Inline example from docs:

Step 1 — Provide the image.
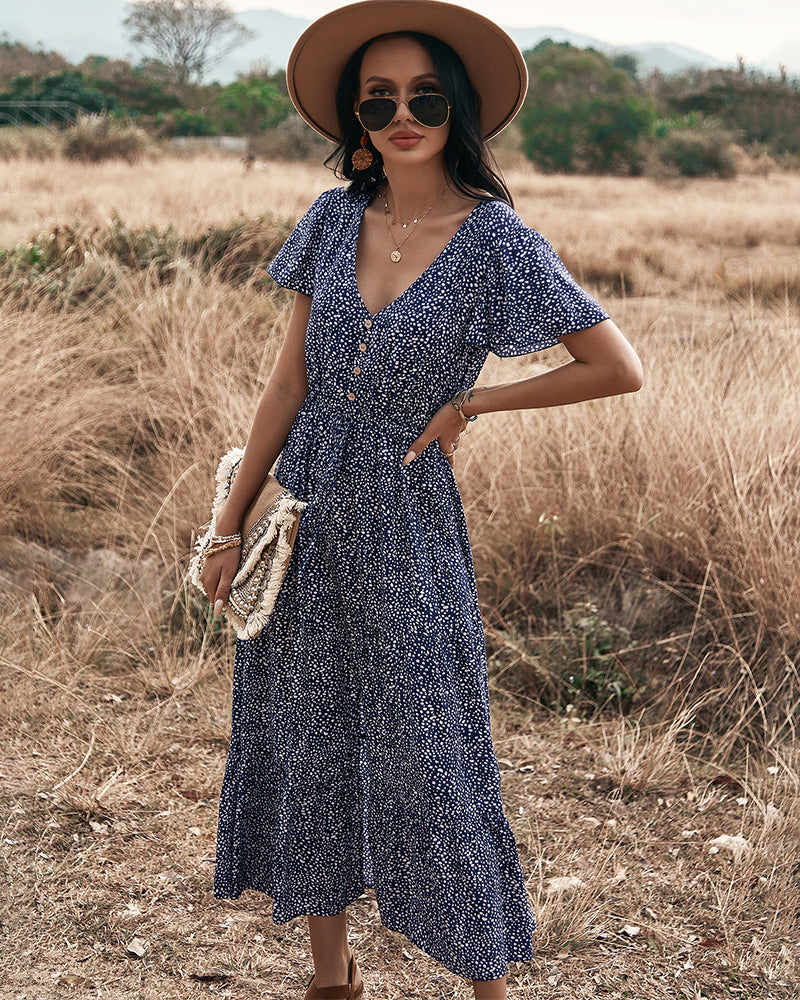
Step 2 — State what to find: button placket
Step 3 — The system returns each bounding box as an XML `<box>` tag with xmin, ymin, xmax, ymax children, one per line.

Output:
<box><xmin>349</xmin><ymin>316</ymin><xmax>373</xmax><ymax>401</ymax></box>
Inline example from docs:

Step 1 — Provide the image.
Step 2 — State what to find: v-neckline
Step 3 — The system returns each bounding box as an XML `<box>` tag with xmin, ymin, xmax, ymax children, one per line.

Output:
<box><xmin>353</xmin><ymin>188</ymin><xmax>484</xmax><ymax>319</ymax></box>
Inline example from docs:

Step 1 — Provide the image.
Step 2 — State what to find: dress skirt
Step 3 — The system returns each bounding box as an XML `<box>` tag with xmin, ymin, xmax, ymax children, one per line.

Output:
<box><xmin>213</xmin><ymin>399</ymin><xmax>536</xmax><ymax>980</ymax></box>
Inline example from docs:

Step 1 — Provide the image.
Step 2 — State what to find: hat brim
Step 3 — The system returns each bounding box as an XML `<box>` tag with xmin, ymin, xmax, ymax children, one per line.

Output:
<box><xmin>286</xmin><ymin>0</ymin><xmax>528</xmax><ymax>142</ymax></box>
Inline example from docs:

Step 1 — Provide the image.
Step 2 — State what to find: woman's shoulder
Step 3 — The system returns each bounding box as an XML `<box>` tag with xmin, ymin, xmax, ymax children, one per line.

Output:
<box><xmin>469</xmin><ymin>199</ymin><xmax>568</xmax><ymax>276</ymax></box>
<box><xmin>472</xmin><ymin>198</ymin><xmax>532</xmax><ymax>245</ymax></box>
<box><xmin>306</xmin><ymin>184</ymin><xmax>346</xmax><ymax>212</ymax></box>
<box><xmin>302</xmin><ymin>183</ymin><xmax>370</xmax><ymax>221</ymax></box>
<box><xmin>475</xmin><ymin>197</ymin><xmax>519</xmax><ymax>221</ymax></box>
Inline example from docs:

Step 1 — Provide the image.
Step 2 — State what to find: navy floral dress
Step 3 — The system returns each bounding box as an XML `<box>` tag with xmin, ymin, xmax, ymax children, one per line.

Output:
<box><xmin>214</xmin><ymin>183</ymin><xmax>608</xmax><ymax>981</ymax></box>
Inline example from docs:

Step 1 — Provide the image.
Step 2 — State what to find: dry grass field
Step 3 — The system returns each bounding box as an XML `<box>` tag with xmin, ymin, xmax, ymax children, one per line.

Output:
<box><xmin>1</xmin><ymin>153</ymin><xmax>799</xmax><ymax>999</ymax></box>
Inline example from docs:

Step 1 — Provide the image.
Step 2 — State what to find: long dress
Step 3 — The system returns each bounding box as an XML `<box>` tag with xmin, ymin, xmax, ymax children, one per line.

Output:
<box><xmin>213</xmin><ymin>182</ymin><xmax>608</xmax><ymax>981</ymax></box>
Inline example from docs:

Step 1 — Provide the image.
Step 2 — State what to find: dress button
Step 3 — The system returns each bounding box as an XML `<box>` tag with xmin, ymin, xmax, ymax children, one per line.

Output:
<box><xmin>363</xmin><ymin>318</ymin><xmax>373</xmax><ymax>329</ymax></box>
<box><xmin>347</xmin><ymin>392</ymin><xmax>356</xmax><ymax>401</ymax></box>
<box><xmin>359</xmin><ymin>343</ymin><xmax>367</xmax><ymax>352</ymax></box>
<box><xmin>353</xmin><ymin>366</ymin><xmax>361</xmax><ymax>375</ymax></box>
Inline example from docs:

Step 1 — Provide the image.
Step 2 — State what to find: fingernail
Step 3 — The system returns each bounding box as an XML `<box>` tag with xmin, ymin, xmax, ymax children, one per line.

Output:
<box><xmin>402</xmin><ymin>450</ymin><xmax>416</xmax><ymax>466</ymax></box>
<box><xmin>213</xmin><ymin>599</ymin><xmax>224</xmax><ymax>617</ymax></box>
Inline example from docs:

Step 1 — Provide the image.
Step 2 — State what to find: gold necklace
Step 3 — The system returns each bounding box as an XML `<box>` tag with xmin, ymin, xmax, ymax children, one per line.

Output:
<box><xmin>381</xmin><ymin>183</ymin><xmax>448</xmax><ymax>263</ymax></box>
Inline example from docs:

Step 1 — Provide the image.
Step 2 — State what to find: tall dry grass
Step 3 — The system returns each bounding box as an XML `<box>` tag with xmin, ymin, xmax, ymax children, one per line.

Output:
<box><xmin>1</xmin><ymin>155</ymin><xmax>799</xmax><ymax>997</ymax></box>
<box><xmin>0</xmin><ymin>156</ymin><xmax>332</xmax><ymax>248</ymax></box>
<box><xmin>466</xmin><ymin>290</ymin><xmax>800</xmax><ymax>734</ymax></box>
<box><xmin>1</xmin><ymin>158</ymin><xmax>798</xmax><ymax>723</ymax></box>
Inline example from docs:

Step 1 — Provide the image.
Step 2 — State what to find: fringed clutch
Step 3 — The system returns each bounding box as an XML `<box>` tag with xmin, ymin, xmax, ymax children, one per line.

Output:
<box><xmin>189</xmin><ymin>448</ymin><xmax>307</xmax><ymax>640</ymax></box>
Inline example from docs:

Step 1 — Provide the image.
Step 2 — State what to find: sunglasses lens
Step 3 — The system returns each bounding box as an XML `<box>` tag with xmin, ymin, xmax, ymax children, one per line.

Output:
<box><xmin>409</xmin><ymin>94</ymin><xmax>449</xmax><ymax>127</ymax></box>
<box><xmin>357</xmin><ymin>94</ymin><xmax>450</xmax><ymax>131</ymax></box>
<box><xmin>357</xmin><ymin>98</ymin><xmax>396</xmax><ymax>131</ymax></box>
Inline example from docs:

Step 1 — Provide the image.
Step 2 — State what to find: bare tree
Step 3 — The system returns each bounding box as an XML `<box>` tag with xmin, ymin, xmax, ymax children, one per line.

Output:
<box><xmin>123</xmin><ymin>0</ymin><xmax>254</xmax><ymax>85</ymax></box>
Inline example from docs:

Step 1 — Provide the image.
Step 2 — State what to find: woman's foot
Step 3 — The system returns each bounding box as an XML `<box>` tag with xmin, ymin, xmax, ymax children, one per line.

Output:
<box><xmin>305</xmin><ymin>912</ymin><xmax>362</xmax><ymax>997</ymax></box>
<box><xmin>313</xmin><ymin>948</ymin><xmax>361</xmax><ymax>989</ymax></box>
<box><xmin>305</xmin><ymin>949</ymin><xmax>363</xmax><ymax>998</ymax></box>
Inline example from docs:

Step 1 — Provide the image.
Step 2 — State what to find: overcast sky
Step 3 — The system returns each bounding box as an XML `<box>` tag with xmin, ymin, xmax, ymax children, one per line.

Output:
<box><xmin>227</xmin><ymin>0</ymin><xmax>799</xmax><ymax>69</ymax></box>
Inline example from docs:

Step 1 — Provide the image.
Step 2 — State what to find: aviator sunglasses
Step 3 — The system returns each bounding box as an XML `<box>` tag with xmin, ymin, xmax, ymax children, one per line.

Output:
<box><xmin>356</xmin><ymin>93</ymin><xmax>451</xmax><ymax>132</ymax></box>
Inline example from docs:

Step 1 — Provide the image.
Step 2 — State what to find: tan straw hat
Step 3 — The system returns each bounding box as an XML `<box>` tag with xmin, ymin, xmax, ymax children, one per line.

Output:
<box><xmin>286</xmin><ymin>0</ymin><xmax>528</xmax><ymax>141</ymax></box>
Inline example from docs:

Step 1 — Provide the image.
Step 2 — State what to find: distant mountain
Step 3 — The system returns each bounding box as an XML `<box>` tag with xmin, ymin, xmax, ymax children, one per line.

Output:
<box><xmin>1</xmin><ymin>0</ymin><xmax>740</xmax><ymax>80</ymax></box>
<box><xmin>507</xmin><ymin>29</ymin><xmax>727</xmax><ymax>76</ymax></box>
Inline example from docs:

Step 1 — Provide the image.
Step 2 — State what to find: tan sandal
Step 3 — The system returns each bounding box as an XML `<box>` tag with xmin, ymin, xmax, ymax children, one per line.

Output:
<box><xmin>304</xmin><ymin>952</ymin><xmax>364</xmax><ymax>999</ymax></box>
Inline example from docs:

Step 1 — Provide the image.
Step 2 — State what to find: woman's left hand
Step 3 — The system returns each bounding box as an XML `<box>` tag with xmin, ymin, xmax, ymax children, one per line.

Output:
<box><xmin>402</xmin><ymin>401</ymin><xmax>468</xmax><ymax>467</ymax></box>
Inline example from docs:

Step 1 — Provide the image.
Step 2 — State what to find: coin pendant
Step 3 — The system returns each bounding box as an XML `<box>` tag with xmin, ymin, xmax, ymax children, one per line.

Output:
<box><xmin>390</xmin><ymin>249</ymin><xmax>402</xmax><ymax>263</ymax></box>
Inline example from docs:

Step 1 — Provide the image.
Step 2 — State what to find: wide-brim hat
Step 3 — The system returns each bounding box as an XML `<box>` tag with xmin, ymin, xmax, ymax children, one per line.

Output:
<box><xmin>286</xmin><ymin>0</ymin><xmax>528</xmax><ymax>141</ymax></box>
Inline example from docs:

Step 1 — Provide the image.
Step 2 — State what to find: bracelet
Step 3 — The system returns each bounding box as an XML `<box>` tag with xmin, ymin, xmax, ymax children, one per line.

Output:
<box><xmin>208</xmin><ymin>532</ymin><xmax>242</xmax><ymax>547</ymax></box>
<box><xmin>450</xmin><ymin>388</ymin><xmax>479</xmax><ymax>421</ymax></box>
<box><xmin>206</xmin><ymin>539</ymin><xmax>242</xmax><ymax>555</ymax></box>
<box><xmin>198</xmin><ymin>537</ymin><xmax>242</xmax><ymax>570</ymax></box>
<box><xmin>201</xmin><ymin>533</ymin><xmax>243</xmax><ymax>560</ymax></box>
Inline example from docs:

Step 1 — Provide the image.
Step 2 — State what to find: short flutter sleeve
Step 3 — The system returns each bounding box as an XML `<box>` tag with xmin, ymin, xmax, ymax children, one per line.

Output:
<box><xmin>469</xmin><ymin>202</ymin><xmax>609</xmax><ymax>357</ymax></box>
<box><xmin>267</xmin><ymin>188</ymin><xmax>336</xmax><ymax>296</ymax></box>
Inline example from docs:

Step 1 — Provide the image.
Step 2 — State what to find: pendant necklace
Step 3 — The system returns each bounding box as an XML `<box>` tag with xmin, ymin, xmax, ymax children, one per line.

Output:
<box><xmin>381</xmin><ymin>183</ymin><xmax>448</xmax><ymax>263</ymax></box>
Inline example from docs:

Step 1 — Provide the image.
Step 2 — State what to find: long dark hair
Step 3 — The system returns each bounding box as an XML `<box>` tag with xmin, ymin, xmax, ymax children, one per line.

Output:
<box><xmin>324</xmin><ymin>31</ymin><xmax>513</xmax><ymax>206</ymax></box>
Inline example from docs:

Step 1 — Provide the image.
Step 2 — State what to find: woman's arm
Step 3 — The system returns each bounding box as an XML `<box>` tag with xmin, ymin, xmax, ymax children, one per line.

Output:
<box><xmin>200</xmin><ymin>292</ymin><xmax>311</xmax><ymax>611</ymax></box>
<box><xmin>464</xmin><ymin>318</ymin><xmax>642</xmax><ymax>416</ymax></box>
<box><xmin>402</xmin><ymin>318</ymin><xmax>642</xmax><ymax>465</ymax></box>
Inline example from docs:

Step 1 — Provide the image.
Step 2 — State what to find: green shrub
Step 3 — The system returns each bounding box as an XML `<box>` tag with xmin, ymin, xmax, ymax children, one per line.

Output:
<box><xmin>213</xmin><ymin>76</ymin><xmax>291</xmax><ymax>135</ymax></box>
<box><xmin>519</xmin><ymin>42</ymin><xmax>655</xmax><ymax>174</ymax></box>
<box><xmin>652</xmin><ymin>121</ymin><xmax>736</xmax><ymax>178</ymax></box>
<box><xmin>0</xmin><ymin>213</ymin><xmax>293</xmax><ymax>306</ymax></box>
<box><xmin>0</xmin><ymin>70</ymin><xmax>115</xmax><ymax>116</ymax></box>
<box><xmin>561</xmin><ymin>603</ymin><xmax>641</xmax><ymax>711</ymax></box>
<box><xmin>62</xmin><ymin>112</ymin><xmax>150</xmax><ymax>162</ymax></box>
<box><xmin>651</xmin><ymin>110</ymin><xmax>706</xmax><ymax>138</ymax></box>
<box><xmin>654</xmin><ymin>66</ymin><xmax>800</xmax><ymax>156</ymax></box>
<box><xmin>172</xmin><ymin>109</ymin><xmax>216</xmax><ymax>137</ymax></box>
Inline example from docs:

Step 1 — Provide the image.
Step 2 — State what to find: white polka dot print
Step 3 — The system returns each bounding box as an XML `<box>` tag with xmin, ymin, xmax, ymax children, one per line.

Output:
<box><xmin>213</xmin><ymin>183</ymin><xmax>608</xmax><ymax>981</ymax></box>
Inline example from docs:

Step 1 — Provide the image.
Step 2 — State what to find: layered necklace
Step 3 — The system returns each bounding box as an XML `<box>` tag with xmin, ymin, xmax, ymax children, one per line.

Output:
<box><xmin>381</xmin><ymin>182</ymin><xmax>448</xmax><ymax>263</ymax></box>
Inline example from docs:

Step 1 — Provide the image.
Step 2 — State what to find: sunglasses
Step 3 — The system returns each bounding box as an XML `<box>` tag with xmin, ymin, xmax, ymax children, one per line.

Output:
<box><xmin>356</xmin><ymin>93</ymin><xmax>451</xmax><ymax>132</ymax></box>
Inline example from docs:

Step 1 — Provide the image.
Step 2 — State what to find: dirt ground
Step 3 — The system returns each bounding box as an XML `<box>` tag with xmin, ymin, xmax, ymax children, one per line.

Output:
<box><xmin>2</xmin><ymin>645</ymin><xmax>796</xmax><ymax>1000</ymax></box>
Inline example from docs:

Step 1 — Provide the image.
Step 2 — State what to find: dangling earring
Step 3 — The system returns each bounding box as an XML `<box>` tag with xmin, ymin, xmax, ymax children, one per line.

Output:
<box><xmin>351</xmin><ymin>130</ymin><xmax>374</xmax><ymax>171</ymax></box>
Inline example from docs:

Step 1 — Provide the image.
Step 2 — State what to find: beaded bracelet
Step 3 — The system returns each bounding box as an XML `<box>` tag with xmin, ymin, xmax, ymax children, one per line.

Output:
<box><xmin>201</xmin><ymin>533</ymin><xmax>242</xmax><ymax>560</ymax></box>
<box><xmin>208</xmin><ymin>532</ymin><xmax>242</xmax><ymax>547</ymax></box>
<box><xmin>206</xmin><ymin>539</ymin><xmax>242</xmax><ymax>555</ymax></box>
<box><xmin>199</xmin><ymin>536</ymin><xmax>242</xmax><ymax>570</ymax></box>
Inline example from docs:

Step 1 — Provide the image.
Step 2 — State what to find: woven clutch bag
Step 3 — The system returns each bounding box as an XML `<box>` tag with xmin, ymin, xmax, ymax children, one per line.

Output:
<box><xmin>189</xmin><ymin>448</ymin><xmax>307</xmax><ymax>640</ymax></box>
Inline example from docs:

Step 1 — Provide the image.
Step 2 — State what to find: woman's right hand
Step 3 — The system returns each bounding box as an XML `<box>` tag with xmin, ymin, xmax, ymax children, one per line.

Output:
<box><xmin>199</xmin><ymin>545</ymin><xmax>241</xmax><ymax>617</ymax></box>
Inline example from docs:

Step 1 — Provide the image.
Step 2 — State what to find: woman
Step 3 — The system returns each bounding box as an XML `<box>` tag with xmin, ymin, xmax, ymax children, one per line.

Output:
<box><xmin>200</xmin><ymin>2</ymin><xmax>642</xmax><ymax>998</ymax></box>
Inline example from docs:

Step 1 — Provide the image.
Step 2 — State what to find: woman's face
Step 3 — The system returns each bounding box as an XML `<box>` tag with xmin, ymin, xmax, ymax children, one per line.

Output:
<box><xmin>356</xmin><ymin>35</ymin><xmax>450</xmax><ymax>170</ymax></box>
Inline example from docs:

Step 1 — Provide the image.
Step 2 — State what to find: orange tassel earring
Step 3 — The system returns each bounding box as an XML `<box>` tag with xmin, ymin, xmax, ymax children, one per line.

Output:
<box><xmin>351</xmin><ymin>130</ymin><xmax>374</xmax><ymax>170</ymax></box>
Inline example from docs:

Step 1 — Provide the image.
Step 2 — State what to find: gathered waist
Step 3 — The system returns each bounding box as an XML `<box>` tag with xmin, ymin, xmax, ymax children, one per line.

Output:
<box><xmin>300</xmin><ymin>390</ymin><xmax>420</xmax><ymax>435</ymax></box>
